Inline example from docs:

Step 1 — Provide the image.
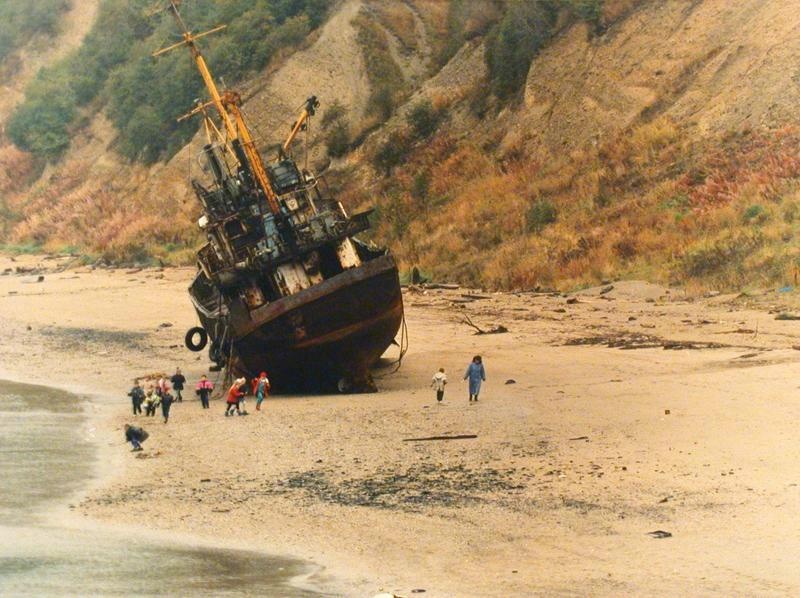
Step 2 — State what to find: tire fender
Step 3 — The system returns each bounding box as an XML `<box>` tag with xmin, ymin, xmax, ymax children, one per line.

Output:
<box><xmin>184</xmin><ymin>327</ymin><xmax>208</xmax><ymax>352</ymax></box>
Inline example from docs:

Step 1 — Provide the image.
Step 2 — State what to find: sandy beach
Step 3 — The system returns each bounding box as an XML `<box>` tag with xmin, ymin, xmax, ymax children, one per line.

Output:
<box><xmin>3</xmin><ymin>253</ymin><xmax>800</xmax><ymax>596</ymax></box>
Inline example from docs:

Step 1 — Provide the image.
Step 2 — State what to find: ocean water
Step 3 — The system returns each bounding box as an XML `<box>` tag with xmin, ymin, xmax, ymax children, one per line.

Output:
<box><xmin>0</xmin><ymin>380</ymin><xmax>320</xmax><ymax>596</ymax></box>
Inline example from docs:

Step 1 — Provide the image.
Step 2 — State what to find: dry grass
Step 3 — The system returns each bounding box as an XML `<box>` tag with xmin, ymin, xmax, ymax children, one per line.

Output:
<box><xmin>374</xmin><ymin>2</ymin><xmax>418</xmax><ymax>53</ymax></box>
<box><xmin>359</xmin><ymin>114</ymin><xmax>800</xmax><ymax>291</ymax></box>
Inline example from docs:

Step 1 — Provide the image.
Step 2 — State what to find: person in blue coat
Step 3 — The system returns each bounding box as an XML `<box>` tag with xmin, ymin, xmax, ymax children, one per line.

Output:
<box><xmin>464</xmin><ymin>355</ymin><xmax>486</xmax><ymax>402</ymax></box>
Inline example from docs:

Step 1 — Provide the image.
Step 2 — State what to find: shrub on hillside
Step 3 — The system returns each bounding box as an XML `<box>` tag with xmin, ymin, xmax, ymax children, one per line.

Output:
<box><xmin>321</xmin><ymin>101</ymin><xmax>347</xmax><ymax>128</ymax></box>
<box><xmin>485</xmin><ymin>1</ymin><xmax>557</xmax><ymax>100</ymax></box>
<box><xmin>373</xmin><ymin>131</ymin><xmax>410</xmax><ymax>176</ymax></box>
<box><xmin>325</xmin><ymin>122</ymin><xmax>351</xmax><ymax>158</ymax></box>
<box><xmin>526</xmin><ymin>199</ymin><xmax>558</xmax><ymax>233</ymax></box>
<box><xmin>680</xmin><ymin>231</ymin><xmax>764</xmax><ymax>278</ymax></box>
<box><xmin>407</xmin><ymin>100</ymin><xmax>443</xmax><ymax>141</ymax></box>
<box><xmin>354</xmin><ymin>13</ymin><xmax>404</xmax><ymax>122</ymax></box>
<box><xmin>742</xmin><ymin>204</ymin><xmax>768</xmax><ymax>225</ymax></box>
<box><xmin>320</xmin><ymin>100</ymin><xmax>351</xmax><ymax>158</ymax></box>
<box><xmin>0</xmin><ymin>0</ymin><xmax>70</xmax><ymax>61</ymax></box>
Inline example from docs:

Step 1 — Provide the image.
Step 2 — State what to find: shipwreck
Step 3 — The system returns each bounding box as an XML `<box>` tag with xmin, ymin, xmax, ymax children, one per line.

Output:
<box><xmin>155</xmin><ymin>1</ymin><xmax>405</xmax><ymax>392</ymax></box>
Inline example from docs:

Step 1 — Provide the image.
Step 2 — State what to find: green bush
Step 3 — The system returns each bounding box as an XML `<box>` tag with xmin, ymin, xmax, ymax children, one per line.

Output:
<box><xmin>485</xmin><ymin>1</ymin><xmax>557</xmax><ymax>100</ymax></box>
<box><xmin>7</xmin><ymin>66</ymin><xmax>76</xmax><ymax>158</ymax></box>
<box><xmin>742</xmin><ymin>204</ymin><xmax>768</xmax><ymax>224</ymax></box>
<box><xmin>680</xmin><ymin>231</ymin><xmax>763</xmax><ymax>278</ymax></box>
<box><xmin>0</xmin><ymin>0</ymin><xmax>70</xmax><ymax>61</ymax></box>
<box><xmin>526</xmin><ymin>199</ymin><xmax>558</xmax><ymax>232</ymax></box>
<box><xmin>411</xmin><ymin>171</ymin><xmax>431</xmax><ymax>202</ymax></box>
<box><xmin>321</xmin><ymin>100</ymin><xmax>347</xmax><ymax>128</ymax></box>
<box><xmin>562</xmin><ymin>0</ymin><xmax>604</xmax><ymax>24</ymax></box>
<box><xmin>354</xmin><ymin>14</ymin><xmax>404</xmax><ymax>122</ymax></box>
<box><xmin>407</xmin><ymin>100</ymin><xmax>442</xmax><ymax>140</ymax></box>
<box><xmin>373</xmin><ymin>131</ymin><xmax>410</xmax><ymax>176</ymax></box>
<box><xmin>325</xmin><ymin>122</ymin><xmax>351</xmax><ymax>158</ymax></box>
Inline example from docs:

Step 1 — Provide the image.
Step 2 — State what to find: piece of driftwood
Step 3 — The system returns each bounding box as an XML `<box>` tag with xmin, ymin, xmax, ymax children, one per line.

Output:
<box><xmin>462</xmin><ymin>315</ymin><xmax>508</xmax><ymax>335</ymax></box>
<box><xmin>403</xmin><ymin>434</ymin><xmax>478</xmax><ymax>442</ymax></box>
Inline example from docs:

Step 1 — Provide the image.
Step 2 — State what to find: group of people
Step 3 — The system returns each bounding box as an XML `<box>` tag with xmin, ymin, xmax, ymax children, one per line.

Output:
<box><xmin>224</xmin><ymin>372</ymin><xmax>270</xmax><ymax>416</ymax></box>
<box><xmin>125</xmin><ymin>357</ymin><xmax>486</xmax><ymax>451</ymax></box>
<box><xmin>430</xmin><ymin>355</ymin><xmax>486</xmax><ymax>403</ymax></box>
<box><xmin>127</xmin><ymin>368</ymin><xmax>188</xmax><ymax>424</ymax></box>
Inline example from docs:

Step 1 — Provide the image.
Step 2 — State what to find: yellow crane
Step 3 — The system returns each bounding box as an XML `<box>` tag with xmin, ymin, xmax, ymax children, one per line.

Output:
<box><xmin>153</xmin><ymin>0</ymin><xmax>280</xmax><ymax>216</ymax></box>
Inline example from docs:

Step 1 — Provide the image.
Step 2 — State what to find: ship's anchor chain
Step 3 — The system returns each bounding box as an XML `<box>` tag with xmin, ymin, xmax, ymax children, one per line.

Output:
<box><xmin>373</xmin><ymin>313</ymin><xmax>409</xmax><ymax>380</ymax></box>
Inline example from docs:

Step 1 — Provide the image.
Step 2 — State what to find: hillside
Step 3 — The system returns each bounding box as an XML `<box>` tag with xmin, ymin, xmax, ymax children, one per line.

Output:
<box><xmin>2</xmin><ymin>0</ymin><xmax>800</xmax><ymax>291</ymax></box>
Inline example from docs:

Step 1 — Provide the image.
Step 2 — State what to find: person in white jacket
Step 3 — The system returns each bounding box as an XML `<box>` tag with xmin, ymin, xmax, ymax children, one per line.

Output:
<box><xmin>431</xmin><ymin>368</ymin><xmax>447</xmax><ymax>403</ymax></box>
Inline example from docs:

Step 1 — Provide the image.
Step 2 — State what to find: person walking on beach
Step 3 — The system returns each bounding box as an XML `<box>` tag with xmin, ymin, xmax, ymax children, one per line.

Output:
<box><xmin>128</xmin><ymin>380</ymin><xmax>144</xmax><ymax>415</ymax></box>
<box><xmin>170</xmin><ymin>368</ymin><xmax>186</xmax><ymax>402</ymax></box>
<box><xmin>160</xmin><ymin>390</ymin><xmax>174</xmax><ymax>424</ymax></box>
<box><xmin>143</xmin><ymin>388</ymin><xmax>158</xmax><ymax>417</ymax></box>
<box><xmin>431</xmin><ymin>368</ymin><xmax>447</xmax><ymax>403</ymax></box>
<box><xmin>124</xmin><ymin>424</ymin><xmax>148</xmax><ymax>452</ymax></box>
<box><xmin>464</xmin><ymin>355</ymin><xmax>486</xmax><ymax>402</ymax></box>
<box><xmin>254</xmin><ymin>372</ymin><xmax>270</xmax><ymax>411</ymax></box>
<box><xmin>156</xmin><ymin>375</ymin><xmax>170</xmax><ymax>398</ymax></box>
<box><xmin>196</xmin><ymin>374</ymin><xmax>213</xmax><ymax>409</ymax></box>
<box><xmin>225</xmin><ymin>378</ymin><xmax>246</xmax><ymax>416</ymax></box>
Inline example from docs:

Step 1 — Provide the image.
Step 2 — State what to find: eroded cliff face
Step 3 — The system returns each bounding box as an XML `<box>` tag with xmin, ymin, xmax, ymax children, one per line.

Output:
<box><xmin>516</xmin><ymin>0</ymin><xmax>800</xmax><ymax>154</ymax></box>
<box><xmin>4</xmin><ymin>0</ymin><xmax>800</xmax><ymax>288</ymax></box>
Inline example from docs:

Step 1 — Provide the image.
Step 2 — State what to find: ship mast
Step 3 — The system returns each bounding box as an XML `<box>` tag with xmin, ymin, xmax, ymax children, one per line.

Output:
<box><xmin>153</xmin><ymin>0</ymin><xmax>280</xmax><ymax>215</ymax></box>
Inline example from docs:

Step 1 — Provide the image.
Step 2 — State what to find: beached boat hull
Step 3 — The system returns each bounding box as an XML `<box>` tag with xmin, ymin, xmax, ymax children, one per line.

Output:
<box><xmin>190</xmin><ymin>254</ymin><xmax>403</xmax><ymax>392</ymax></box>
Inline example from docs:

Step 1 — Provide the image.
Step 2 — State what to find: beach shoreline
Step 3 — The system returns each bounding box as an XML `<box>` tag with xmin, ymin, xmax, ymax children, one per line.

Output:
<box><xmin>0</xmin><ymin>370</ymin><xmax>327</xmax><ymax>596</ymax></box>
<box><xmin>4</xmin><ymin>253</ymin><xmax>800</xmax><ymax>595</ymax></box>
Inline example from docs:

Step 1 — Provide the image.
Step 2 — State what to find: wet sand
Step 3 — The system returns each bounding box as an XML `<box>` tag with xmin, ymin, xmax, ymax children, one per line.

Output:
<box><xmin>2</xmin><ymin>254</ymin><xmax>800</xmax><ymax>595</ymax></box>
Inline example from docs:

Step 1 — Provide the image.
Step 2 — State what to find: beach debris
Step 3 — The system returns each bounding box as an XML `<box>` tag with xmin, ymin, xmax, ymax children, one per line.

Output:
<box><xmin>600</xmin><ymin>285</ymin><xmax>614</xmax><ymax>295</ymax></box>
<box><xmin>158</xmin><ymin>322</ymin><xmax>173</xmax><ymax>328</ymax></box>
<box><xmin>26</xmin><ymin>325</ymin><xmax>32</xmax><ymax>331</ymax></box>
<box><xmin>647</xmin><ymin>530</ymin><xmax>672</xmax><ymax>539</ymax></box>
<box><xmin>461</xmin><ymin>293</ymin><xmax>490</xmax><ymax>300</ymax></box>
<box><xmin>403</xmin><ymin>434</ymin><xmax>477</xmax><ymax>442</ymax></box>
<box><xmin>423</xmin><ymin>283</ymin><xmax>459</xmax><ymax>290</ymax></box>
<box><xmin>569</xmin><ymin>436</ymin><xmax>589</xmax><ymax>441</ymax></box>
<box><xmin>411</xmin><ymin>590</ymin><xmax>426</xmax><ymax>594</ymax></box>
<box><xmin>664</xmin><ymin>409</ymin><xmax>670</xmax><ymax>415</ymax></box>
<box><xmin>461</xmin><ymin>315</ymin><xmax>508</xmax><ymax>335</ymax></box>
<box><xmin>37</xmin><ymin>275</ymin><xmax>44</xmax><ymax>282</ymax></box>
<box><xmin>565</xmin><ymin>333</ymin><xmax>727</xmax><ymax>351</ymax></box>
<box><xmin>135</xmin><ymin>451</ymin><xmax>160</xmax><ymax>459</ymax></box>
<box><xmin>566</xmin><ymin>297</ymin><xmax>579</xmax><ymax>304</ymax></box>
<box><xmin>775</xmin><ymin>313</ymin><xmax>800</xmax><ymax>321</ymax></box>
<box><xmin>505</xmin><ymin>379</ymin><xmax>516</xmax><ymax>385</ymax></box>
<box><xmin>200</xmin><ymin>478</ymin><xmax>211</xmax><ymax>482</ymax></box>
<box><xmin>658</xmin><ymin>496</ymin><xmax>671</xmax><ymax>503</ymax></box>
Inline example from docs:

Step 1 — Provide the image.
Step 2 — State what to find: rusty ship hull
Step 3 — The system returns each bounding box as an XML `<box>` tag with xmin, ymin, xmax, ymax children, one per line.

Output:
<box><xmin>191</xmin><ymin>254</ymin><xmax>403</xmax><ymax>392</ymax></box>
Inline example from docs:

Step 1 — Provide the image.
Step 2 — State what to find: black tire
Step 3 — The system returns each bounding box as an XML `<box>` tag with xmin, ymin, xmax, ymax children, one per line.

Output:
<box><xmin>185</xmin><ymin>327</ymin><xmax>208</xmax><ymax>352</ymax></box>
